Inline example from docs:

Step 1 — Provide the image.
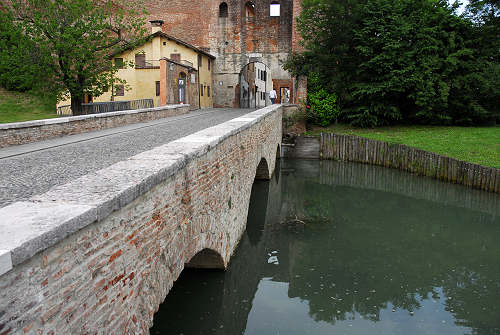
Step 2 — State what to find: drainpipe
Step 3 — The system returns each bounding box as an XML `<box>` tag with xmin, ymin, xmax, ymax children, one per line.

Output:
<box><xmin>197</xmin><ymin>62</ymin><xmax>201</xmax><ymax>110</ymax></box>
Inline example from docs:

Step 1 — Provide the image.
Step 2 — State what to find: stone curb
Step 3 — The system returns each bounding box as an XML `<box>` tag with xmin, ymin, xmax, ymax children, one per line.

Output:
<box><xmin>0</xmin><ymin>104</ymin><xmax>282</xmax><ymax>276</ymax></box>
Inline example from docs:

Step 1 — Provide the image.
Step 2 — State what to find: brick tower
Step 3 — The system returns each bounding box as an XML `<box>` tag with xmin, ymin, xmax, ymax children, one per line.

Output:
<box><xmin>145</xmin><ymin>0</ymin><xmax>306</xmax><ymax>107</ymax></box>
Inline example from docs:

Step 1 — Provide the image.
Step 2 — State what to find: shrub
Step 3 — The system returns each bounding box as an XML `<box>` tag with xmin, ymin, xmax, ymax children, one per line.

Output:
<box><xmin>307</xmin><ymin>89</ymin><xmax>340</xmax><ymax>126</ymax></box>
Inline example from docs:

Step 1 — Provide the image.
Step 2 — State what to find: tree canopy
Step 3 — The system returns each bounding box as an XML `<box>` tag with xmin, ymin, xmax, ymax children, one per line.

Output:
<box><xmin>0</xmin><ymin>0</ymin><xmax>148</xmax><ymax>115</ymax></box>
<box><xmin>285</xmin><ymin>0</ymin><xmax>500</xmax><ymax>127</ymax></box>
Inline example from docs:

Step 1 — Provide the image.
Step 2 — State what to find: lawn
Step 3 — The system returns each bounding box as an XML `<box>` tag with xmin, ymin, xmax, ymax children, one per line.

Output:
<box><xmin>307</xmin><ymin>124</ymin><xmax>500</xmax><ymax>169</ymax></box>
<box><xmin>0</xmin><ymin>88</ymin><xmax>58</xmax><ymax>123</ymax></box>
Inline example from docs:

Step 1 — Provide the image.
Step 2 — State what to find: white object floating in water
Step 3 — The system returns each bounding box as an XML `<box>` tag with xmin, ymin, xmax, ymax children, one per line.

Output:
<box><xmin>268</xmin><ymin>256</ymin><xmax>279</xmax><ymax>264</ymax></box>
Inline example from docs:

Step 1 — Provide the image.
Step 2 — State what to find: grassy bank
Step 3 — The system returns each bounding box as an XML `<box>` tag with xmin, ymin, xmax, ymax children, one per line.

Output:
<box><xmin>307</xmin><ymin>124</ymin><xmax>500</xmax><ymax>168</ymax></box>
<box><xmin>0</xmin><ymin>88</ymin><xmax>58</xmax><ymax>123</ymax></box>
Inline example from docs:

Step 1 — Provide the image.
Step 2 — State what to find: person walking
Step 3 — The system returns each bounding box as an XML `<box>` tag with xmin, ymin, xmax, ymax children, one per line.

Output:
<box><xmin>269</xmin><ymin>88</ymin><xmax>277</xmax><ymax>104</ymax></box>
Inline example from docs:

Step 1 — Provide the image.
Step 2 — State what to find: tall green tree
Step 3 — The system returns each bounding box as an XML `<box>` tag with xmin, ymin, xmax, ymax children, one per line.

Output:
<box><xmin>0</xmin><ymin>10</ymin><xmax>41</xmax><ymax>92</ymax></box>
<box><xmin>286</xmin><ymin>0</ymin><xmax>499</xmax><ymax>127</ymax></box>
<box><xmin>1</xmin><ymin>0</ymin><xmax>148</xmax><ymax>115</ymax></box>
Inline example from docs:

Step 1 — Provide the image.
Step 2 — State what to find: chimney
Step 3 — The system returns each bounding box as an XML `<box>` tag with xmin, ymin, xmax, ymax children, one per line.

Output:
<box><xmin>150</xmin><ymin>20</ymin><xmax>164</xmax><ymax>34</ymax></box>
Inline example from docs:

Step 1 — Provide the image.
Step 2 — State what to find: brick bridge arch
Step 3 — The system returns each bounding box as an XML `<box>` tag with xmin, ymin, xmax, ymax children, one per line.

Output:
<box><xmin>0</xmin><ymin>106</ymin><xmax>282</xmax><ymax>335</ymax></box>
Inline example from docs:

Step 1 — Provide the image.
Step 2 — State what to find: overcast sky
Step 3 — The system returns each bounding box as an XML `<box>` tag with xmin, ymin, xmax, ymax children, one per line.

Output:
<box><xmin>450</xmin><ymin>0</ymin><xmax>469</xmax><ymax>14</ymax></box>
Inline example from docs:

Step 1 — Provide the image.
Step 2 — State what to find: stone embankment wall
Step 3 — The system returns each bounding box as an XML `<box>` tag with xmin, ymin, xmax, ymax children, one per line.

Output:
<box><xmin>320</xmin><ymin>133</ymin><xmax>500</xmax><ymax>193</ymax></box>
<box><xmin>0</xmin><ymin>105</ymin><xmax>189</xmax><ymax>148</ymax></box>
<box><xmin>282</xmin><ymin>105</ymin><xmax>306</xmax><ymax>136</ymax></box>
<box><xmin>0</xmin><ymin>106</ymin><xmax>282</xmax><ymax>335</ymax></box>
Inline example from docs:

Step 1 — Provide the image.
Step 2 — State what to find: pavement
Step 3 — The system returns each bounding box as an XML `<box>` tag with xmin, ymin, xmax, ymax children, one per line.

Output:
<box><xmin>0</xmin><ymin>108</ymin><xmax>253</xmax><ymax>208</ymax></box>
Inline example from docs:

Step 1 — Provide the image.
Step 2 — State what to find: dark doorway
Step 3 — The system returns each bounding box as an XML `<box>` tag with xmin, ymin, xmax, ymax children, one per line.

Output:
<box><xmin>178</xmin><ymin>72</ymin><xmax>186</xmax><ymax>104</ymax></box>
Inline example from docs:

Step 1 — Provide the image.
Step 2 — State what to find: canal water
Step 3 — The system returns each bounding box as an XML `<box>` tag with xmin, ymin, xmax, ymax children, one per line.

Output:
<box><xmin>150</xmin><ymin>160</ymin><xmax>500</xmax><ymax>335</ymax></box>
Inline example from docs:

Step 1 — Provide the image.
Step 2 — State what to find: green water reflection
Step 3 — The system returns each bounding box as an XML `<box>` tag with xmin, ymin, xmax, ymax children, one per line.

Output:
<box><xmin>150</xmin><ymin>160</ymin><xmax>500</xmax><ymax>335</ymax></box>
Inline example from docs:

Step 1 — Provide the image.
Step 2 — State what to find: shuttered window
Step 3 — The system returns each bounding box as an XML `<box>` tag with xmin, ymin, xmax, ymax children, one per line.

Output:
<box><xmin>115</xmin><ymin>85</ymin><xmax>124</xmax><ymax>96</ymax></box>
<box><xmin>135</xmin><ymin>54</ymin><xmax>146</xmax><ymax>68</ymax></box>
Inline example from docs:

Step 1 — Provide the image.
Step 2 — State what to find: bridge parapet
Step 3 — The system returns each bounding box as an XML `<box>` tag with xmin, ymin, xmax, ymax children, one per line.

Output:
<box><xmin>0</xmin><ymin>105</ymin><xmax>282</xmax><ymax>334</ymax></box>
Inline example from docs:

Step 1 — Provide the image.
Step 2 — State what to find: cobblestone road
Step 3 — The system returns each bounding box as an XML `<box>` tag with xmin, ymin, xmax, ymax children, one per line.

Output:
<box><xmin>0</xmin><ymin>108</ymin><xmax>253</xmax><ymax>208</ymax></box>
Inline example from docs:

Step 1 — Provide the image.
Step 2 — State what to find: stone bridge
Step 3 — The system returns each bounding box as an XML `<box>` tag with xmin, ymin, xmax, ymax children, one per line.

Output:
<box><xmin>0</xmin><ymin>105</ymin><xmax>282</xmax><ymax>334</ymax></box>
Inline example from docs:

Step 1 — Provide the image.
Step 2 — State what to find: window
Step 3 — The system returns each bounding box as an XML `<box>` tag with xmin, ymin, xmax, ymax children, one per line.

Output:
<box><xmin>245</xmin><ymin>2</ymin><xmax>255</xmax><ymax>17</ymax></box>
<box><xmin>115</xmin><ymin>85</ymin><xmax>124</xmax><ymax>96</ymax></box>
<box><xmin>198</xmin><ymin>54</ymin><xmax>202</xmax><ymax>67</ymax></box>
<box><xmin>207</xmin><ymin>86</ymin><xmax>211</xmax><ymax>97</ymax></box>
<box><xmin>208</xmin><ymin>59</ymin><xmax>211</xmax><ymax>71</ymax></box>
<box><xmin>200</xmin><ymin>84</ymin><xmax>203</xmax><ymax>96</ymax></box>
<box><xmin>219</xmin><ymin>2</ymin><xmax>228</xmax><ymax>17</ymax></box>
<box><xmin>114</xmin><ymin>58</ymin><xmax>124</xmax><ymax>69</ymax></box>
<box><xmin>135</xmin><ymin>54</ymin><xmax>146</xmax><ymax>68</ymax></box>
<box><xmin>170</xmin><ymin>53</ymin><xmax>181</xmax><ymax>62</ymax></box>
<box><xmin>156</xmin><ymin>81</ymin><xmax>160</xmax><ymax>96</ymax></box>
<box><xmin>270</xmin><ymin>2</ymin><xmax>280</xmax><ymax>16</ymax></box>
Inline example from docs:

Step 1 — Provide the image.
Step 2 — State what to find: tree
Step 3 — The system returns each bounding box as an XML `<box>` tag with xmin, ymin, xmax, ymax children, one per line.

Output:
<box><xmin>1</xmin><ymin>0</ymin><xmax>148</xmax><ymax>115</ymax></box>
<box><xmin>0</xmin><ymin>10</ymin><xmax>41</xmax><ymax>92</ymax></box>
<box><xmin>285</xmin><ymin>0</ymin><xmax>499</xmax><ymax>127</ymax></box>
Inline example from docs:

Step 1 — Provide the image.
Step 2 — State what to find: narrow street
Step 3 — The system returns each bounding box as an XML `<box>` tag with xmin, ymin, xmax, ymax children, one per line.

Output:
<box><xmin>0</xmin><ymin>108</ymin><xmax>253</xmax><ymax>207</ymax></box>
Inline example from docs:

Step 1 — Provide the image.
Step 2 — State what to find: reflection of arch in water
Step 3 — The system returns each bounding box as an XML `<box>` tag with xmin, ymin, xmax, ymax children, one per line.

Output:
<box><xmin>239</xmin><ymin>62</ymin><xmax>273</xmax><ymax>108</ymax></box>
<box><xmin>150</xmin><ymin>267</ymin><xmax>225</xmax><ymax>334</ymax></box>
<box><xmin>274</xmin><ymin>144</ymin><xmax>281</xmax><ymax>184</ymax></box>
<box><xmin>246</xmin><ymin>180</ymin><xmax>270</xmax><ymax>245</ymax></box>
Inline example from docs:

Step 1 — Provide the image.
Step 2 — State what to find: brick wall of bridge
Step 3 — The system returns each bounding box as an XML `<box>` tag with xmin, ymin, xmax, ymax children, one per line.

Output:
<box><xmin>0</xmin><ymin>106</ymin><xmax>282</xmax><ymax>335</ymax></box>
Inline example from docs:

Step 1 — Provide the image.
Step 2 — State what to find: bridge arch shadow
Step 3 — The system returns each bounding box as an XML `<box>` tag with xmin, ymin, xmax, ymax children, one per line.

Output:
<box><xmin>255</xmin><ymin>157</ymin><xmax>270</xmax><ymax>180</ymax></box>
<box><xmin>185</xmin><ymin>248</ymin><xmax>225</xmax><ymax>270</ymax></box>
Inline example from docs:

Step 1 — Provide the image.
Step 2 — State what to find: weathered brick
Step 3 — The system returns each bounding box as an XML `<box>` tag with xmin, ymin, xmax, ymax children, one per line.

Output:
<box><xmin>0</xmin><ymin>106</ymin><xmax>282</xmax><ymax>334</ymax></box>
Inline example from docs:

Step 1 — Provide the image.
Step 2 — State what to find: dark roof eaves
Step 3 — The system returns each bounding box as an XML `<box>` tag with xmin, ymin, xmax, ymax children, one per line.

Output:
<box><xmin>160</xmin><ymin>57</ymin><xmax>197</xmax><ymax>71</ymax></box>
<box><xmin>152</xmin><ymin>31</ymin><xmax>216</xmax><ymax>59</ymax></box>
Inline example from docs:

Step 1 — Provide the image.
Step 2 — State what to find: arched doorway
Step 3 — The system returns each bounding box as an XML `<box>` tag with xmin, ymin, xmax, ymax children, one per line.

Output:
<box><xmin>178</xmin><ymin>72</ymin><xmax>187</xmax><ymax>104</ymax></box>
<box><xmin>239</xmin><ymin>62</ymin><xmax>272</xmax><ymax>108</ymax></box>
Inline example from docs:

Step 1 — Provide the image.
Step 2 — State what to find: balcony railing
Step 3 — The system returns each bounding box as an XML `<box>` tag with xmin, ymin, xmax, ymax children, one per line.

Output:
<box><xmin>135</xmin><ymin>60</ymin><xmax>160</xmax><ymax>69</ymax></box>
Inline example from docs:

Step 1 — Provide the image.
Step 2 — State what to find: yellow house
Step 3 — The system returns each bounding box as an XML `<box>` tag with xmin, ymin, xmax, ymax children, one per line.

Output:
<box><xmin>58</xmin><ymin>20</ymin><xmax>215</xmax><ymax>112</ymax></box>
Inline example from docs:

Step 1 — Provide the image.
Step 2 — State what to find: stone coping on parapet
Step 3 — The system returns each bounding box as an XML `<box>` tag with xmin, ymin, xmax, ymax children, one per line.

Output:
<box><xmin>0</xmin><ymin>104</ymin><xmax>282</xmax><ymax>276</ymax></box>
<box><xmin>0</xmin><ymin>105</ymin><xmax>188</xmax><ymax>130</ymax></box>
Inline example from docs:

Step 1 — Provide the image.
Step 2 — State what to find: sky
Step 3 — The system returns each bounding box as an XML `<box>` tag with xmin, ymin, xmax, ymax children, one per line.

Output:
<box><xmin>449</xmin><ymin>0</ymin><xmax>469</xmax><ymax>14</ymax></box>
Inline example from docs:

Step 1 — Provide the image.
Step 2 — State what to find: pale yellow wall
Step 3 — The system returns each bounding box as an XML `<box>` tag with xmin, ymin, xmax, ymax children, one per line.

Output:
<box><xmin>158</xmin><ymin>37</ymin><xmax>213</xmax><ymax>108</ymax></box>
<box><xmin>199</xmin><ymin>55</ymin><xmax>213</xmax><ymax>108</ymax></box>
<box><xmin>57</xmin><ymin>35</ymin><xmax>213</xmax><ymax>109</ymax></box>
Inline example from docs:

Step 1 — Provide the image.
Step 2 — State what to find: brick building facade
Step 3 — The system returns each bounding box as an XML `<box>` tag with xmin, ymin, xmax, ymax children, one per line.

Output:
<box><xmin>144</xmin><ymin>0</ymin><xmax>306</xmax><ymax>108</ymax></box>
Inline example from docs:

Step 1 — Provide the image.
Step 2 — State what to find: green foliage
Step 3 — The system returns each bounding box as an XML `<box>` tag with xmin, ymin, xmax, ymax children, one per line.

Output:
<box><xmin>286</xmin><ymin>0</ymin><xmax>500</xmax><ymax>127</ymax></box>
<box><xmin>307</xmin><ymin>89</ymin><xmax>340</xmax><ymax>126</ymax></box>
<box><xmin>305</xmin><ymin>72</ymin><xmax>340</xmax><ymax>126</ymax></box>
<box><xmin>1</xmin><ymin>0</ymin><xmax>148</xmax><ymax>115</ymax></box>
<box><xmin>0</xmin><ymin>11</ymin><xmax>38</xmax><ymax>92</ymax></box>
